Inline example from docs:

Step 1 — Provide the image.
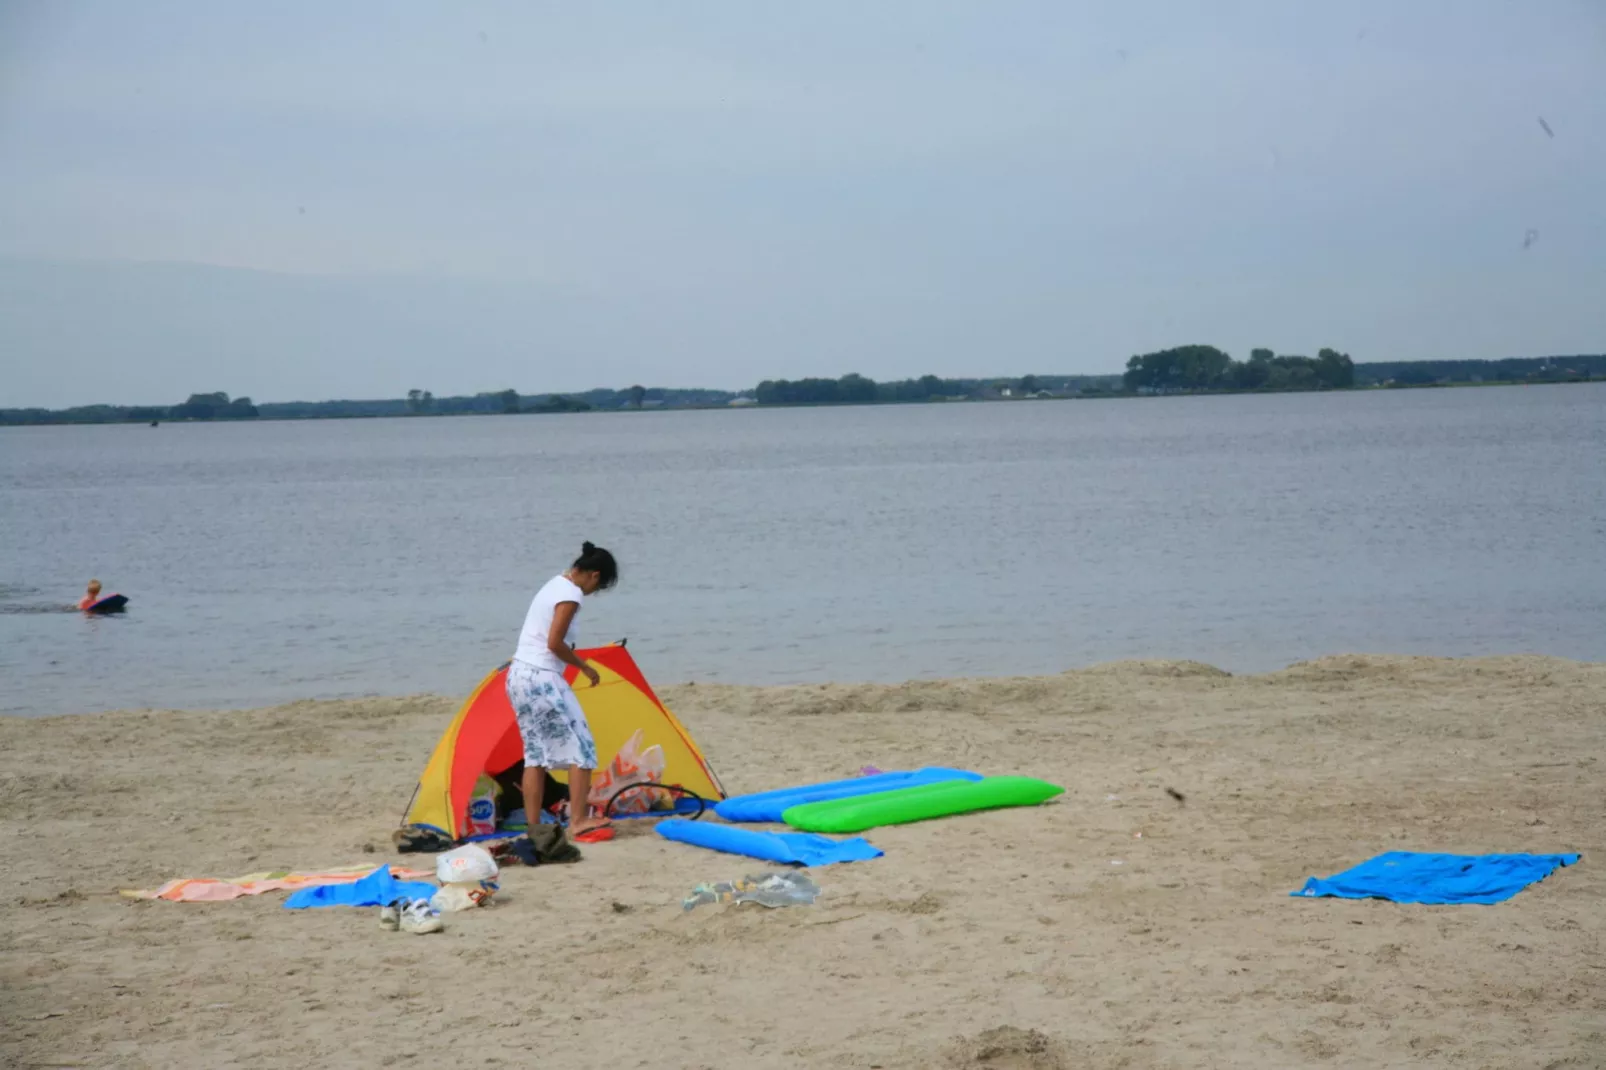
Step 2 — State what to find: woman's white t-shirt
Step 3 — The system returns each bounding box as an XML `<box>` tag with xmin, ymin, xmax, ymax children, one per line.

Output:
<box><xmin>512</xmin><ymin>574</ymin><xmax>584</xmax><ymax>674</ymax></box>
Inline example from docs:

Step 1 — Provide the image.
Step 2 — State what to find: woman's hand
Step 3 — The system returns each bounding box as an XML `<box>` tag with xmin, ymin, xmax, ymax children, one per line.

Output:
<box><xmin>579</xmin><ymin>662</ymin><xmax>601</xmax><ymax>688</ymax></box>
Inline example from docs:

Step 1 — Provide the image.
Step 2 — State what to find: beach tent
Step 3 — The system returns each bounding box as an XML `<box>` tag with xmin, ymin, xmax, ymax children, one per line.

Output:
<box><xmin>404</xmin><ymin>643</ymin><xmax>725</xmax><ymax>838</ymax></box>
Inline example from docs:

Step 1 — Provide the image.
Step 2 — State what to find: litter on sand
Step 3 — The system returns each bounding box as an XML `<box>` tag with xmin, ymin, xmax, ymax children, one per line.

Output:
<box><xmin>682</xmin><ymin>871</ymin><xmax>821</xmax><ymax>911</ymax></box>
<box><xmin>1293</xmin><ymin>851</ymin><xmax>1580</xmax><ymax>905</ymax></box>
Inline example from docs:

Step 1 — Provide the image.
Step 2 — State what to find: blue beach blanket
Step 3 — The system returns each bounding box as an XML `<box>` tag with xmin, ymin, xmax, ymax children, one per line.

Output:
<box><xmin>1293</xmin><ymin>851</ymin><xmax>1580</xmax><ymax>905</ymax></box>
<box><xmin>283</xmin><ymin>865</ymin><xmax>437</xmax><ymax>909</ymax></box>
<box><xmin>657</xmin><ymin>819</ymin><xmax>882</xmax><ymax>867</ymax></box>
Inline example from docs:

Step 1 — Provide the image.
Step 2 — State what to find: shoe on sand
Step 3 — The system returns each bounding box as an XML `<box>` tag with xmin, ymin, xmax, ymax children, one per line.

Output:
<box><xmin>392</xmin><ymin>825</ymin><xmax>454</xmax><ymax>853</ymax></box>
<box><xmin>399</xmin><ymin>898</ymin><xmax>443</xmax><ymax>935</ymax></box>
<box><xmin>379</xmin><ymin>899</ymin><xmax>402</xmax><ymax>930</ymax></box>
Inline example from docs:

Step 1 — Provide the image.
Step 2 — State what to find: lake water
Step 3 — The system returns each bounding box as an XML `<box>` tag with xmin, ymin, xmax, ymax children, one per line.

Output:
<box><xmin>2</xmin><ymin>384</ymin><xmax>1603</xmax><ymax>717</ymax></box>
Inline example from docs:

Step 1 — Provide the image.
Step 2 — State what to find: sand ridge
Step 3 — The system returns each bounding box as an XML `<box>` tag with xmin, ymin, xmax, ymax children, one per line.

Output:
<box><xmin>2</xmin><ymin>655</ymin><xmax>1602</xmax><ymax>1068</ymax></box>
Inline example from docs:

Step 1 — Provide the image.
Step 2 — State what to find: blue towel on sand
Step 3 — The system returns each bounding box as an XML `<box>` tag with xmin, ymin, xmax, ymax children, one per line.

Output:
<box><xmin>1293</xmin><ymin>851</ymin><xmax>1579</xmax><ymax>905</ymax></box>
<box><xmin>283</xmin><ymin>865</ymin><xmax>437</xmax><ymax>909</ymax></box>
<box><xmin>657</xmin><ymin>819</ymin><xmax>882</xmax><ymax>866</ymax></box>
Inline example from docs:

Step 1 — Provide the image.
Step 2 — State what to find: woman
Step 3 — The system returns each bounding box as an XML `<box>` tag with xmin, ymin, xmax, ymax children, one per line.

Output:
<box><xmin>78</xmin><ymin>579</ymin><xmax>102</xmax><ymax>611</ymax></box>
<box><xmin>508</xmin><ymin>541</ymin><xmax>618</xmax><ymax>838</ymax></box>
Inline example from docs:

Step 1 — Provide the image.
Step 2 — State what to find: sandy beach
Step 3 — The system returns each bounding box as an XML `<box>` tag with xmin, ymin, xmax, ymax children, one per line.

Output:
<box><xmin>2</xmin><ymin>654</ymin><xmax>1602</xmax><ymax>1069</ymax></box>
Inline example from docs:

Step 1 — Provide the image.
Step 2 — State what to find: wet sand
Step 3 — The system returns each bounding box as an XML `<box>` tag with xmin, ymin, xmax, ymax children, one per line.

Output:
<box><xmin>2</xmin><ymin>655</ymin><xmax>1602</xmax><ymax>1069</ymax></box>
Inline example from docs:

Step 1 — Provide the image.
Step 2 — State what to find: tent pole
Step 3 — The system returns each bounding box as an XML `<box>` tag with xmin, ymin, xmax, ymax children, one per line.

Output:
<box><xmin>398</xmin><ymin>782</ymin><xmax>421</xmax><ymax>828</ymax></box>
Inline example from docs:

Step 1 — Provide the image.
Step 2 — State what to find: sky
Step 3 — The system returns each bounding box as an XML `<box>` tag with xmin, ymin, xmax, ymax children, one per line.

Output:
<box><xmin>1</xmin><ymin>0</ymin><xmax>1603</xmax><ymax>408</ymax></box>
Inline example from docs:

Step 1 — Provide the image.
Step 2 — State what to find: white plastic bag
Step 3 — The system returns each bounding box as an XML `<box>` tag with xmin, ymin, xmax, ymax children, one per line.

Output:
<box><xmin>430</xmin><ymin>880</ymin><xmax>499</xmax><ymax>913</ymax></box>
<box><xmin>588</xmin><ymin>728</ymin><xmax>669</xmax><ymax>815</ymax></box>
<box><xmin>434</xmin><ymin>843</ymin><xmax>498</xmax><ymax>884</ymax></box>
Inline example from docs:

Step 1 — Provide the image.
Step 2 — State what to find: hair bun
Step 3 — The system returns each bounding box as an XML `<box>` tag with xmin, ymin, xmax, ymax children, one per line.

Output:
<box><xmin>581</xmin><ymin>541</ymin><xmax>596</xmax><ymax>554</ymax></box>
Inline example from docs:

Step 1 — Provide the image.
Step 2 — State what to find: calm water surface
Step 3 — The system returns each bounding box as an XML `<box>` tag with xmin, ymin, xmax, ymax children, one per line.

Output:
<box><xmin>3</xmin><ymin>384</ymin><xmax>1603</xmax><ymax>716</ymax></box>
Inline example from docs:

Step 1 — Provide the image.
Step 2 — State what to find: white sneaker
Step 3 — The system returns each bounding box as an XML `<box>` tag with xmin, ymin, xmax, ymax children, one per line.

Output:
<box><xmin>399</xmin><ymin>898</ymin><xmax>443</xmax><ymax>935</ymax></box>
<box><xmin>379</xmin><ymin>900</ymin><xmax>402</xmax><ymax>930</ymax></box>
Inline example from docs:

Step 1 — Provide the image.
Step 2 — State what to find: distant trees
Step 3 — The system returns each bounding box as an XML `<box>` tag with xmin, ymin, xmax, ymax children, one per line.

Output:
<box><xmin>170</xmin><ymin>391</ymin><xmax>229</xmax><ymax>419</ymax></box>
<box><xmin>1234</xmin><ymin>349</ymin><xmax>1275</xmax><ymax>389</ymax></box>
<box><xmin>752</xmin><ymin>372</ymin><xmax>1109</xmax><ymax>406</ymax></box>
<box><xmin>1123</xmin><ymin>346</ymin><xmax>1355</xmax><ymax>393</ymax></box>
<box><xmin>1354</xmin><ymin>355</ymin><xmax>1606</xmax><ymax>386</ymax></box>
<box><xmin>838</xmin><ymin>373</ymin><xmax>877</xmax><ymax>404</ymax></box>
<box><xmin>10</xmin><ymin>352</ymin><xmax>1606</xmax><ymax>428</ymax></box>
<box><xmin>1121</xmin><ymin>346</ymin><xmax>1232</xmax><ymax>393</ymax></box>
<box><xmin>755</xmin><ymin>377</ymin><xmax>854</xmax><ymax>405</ymax></box>
<box><xmin>528</xmin><ymin>395</ymin><xmax>592</xmax><ymax>414</ymax></box>
<box><xmin>168</xmin><ymin>392</ymin><xmax>258</xmax><ymax>419</ymax></box>
<box><xmin>1315</xmin><ymin>348</ymin><xmax>1355</xmax><ymax>389</ymax></box>
<box><xmin>756</xmin><ymin>373</ymin><xmax>984</xmax><ymax>406</ymax></box>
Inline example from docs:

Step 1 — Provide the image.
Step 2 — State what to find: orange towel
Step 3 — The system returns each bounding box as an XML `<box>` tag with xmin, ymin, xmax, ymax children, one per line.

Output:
<box><xmin>122</xmin><ymin>865</ymin><xmax>434</xmax><ymax>902</ymax></box>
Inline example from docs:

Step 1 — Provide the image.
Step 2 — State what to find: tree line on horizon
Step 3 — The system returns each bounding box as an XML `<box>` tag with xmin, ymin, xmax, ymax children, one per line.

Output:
<box><xmin>751</xmin><ymin>372</ymin><xmax>1119</xmax><ymax>405</ymax></box>
<box><xmin>1122</xmin><ymin>346</ymin><xmax>1356</xmax><ymax>393</ymax></box>
<box><xmin>3</xmin><ymin>354</ymin><xmax>1603</xmax><ymax>425</ymax></box>
<box><xmin>1357</xmin><ymin>354</ymin><xmax>1606</xmax><ymax>386</ymax></box>
<box><xmin>0</xmin><ymin>391</ymin><xmax>261</xmax><ymax>425</ymax></box>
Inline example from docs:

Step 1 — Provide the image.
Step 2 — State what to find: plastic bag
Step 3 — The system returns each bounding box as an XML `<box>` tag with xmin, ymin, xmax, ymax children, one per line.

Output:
<box><xmin>682</xmin><ymin>872</ymin><xmax>821</xmax><ymax>912</ymax></box>
<box><xmin>430</xmin><ymin>880</ymin><xmax>499</xmax><ymax>913</ymax></box>
<box><xmin>434</xmin><ymin>843</ymin><xmax>499</xmax><ymax>884</ymax></box>
<box><xmin>589</xmin><ymin>728</ymin><xmax>669</xmax><ymax>815</ymax></box>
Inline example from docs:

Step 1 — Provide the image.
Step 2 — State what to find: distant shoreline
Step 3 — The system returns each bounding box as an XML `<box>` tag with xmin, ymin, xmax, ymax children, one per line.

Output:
<box><xmin>5</xmin><ymin>364</ymin><xmax>1602</xmax><ymax>428</ymax></box>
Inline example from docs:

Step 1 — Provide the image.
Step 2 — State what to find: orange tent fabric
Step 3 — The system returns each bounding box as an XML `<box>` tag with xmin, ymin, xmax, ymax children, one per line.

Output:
<box><xmin>405</xmin><ymin>644</ymin><xmax>724</xmax><ymax>838</ymax></box>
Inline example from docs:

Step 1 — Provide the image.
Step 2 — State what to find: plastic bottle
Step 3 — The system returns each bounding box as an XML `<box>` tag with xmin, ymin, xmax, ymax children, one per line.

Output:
<box><xmin>681</xmin><ymin>871</ymin><xmax>821</xmax><ymax>912</ymax></box>
<box><xmin>466</xmin><ymin>774</ymin><xmax>499</xmax><ymax>836</ymax></box>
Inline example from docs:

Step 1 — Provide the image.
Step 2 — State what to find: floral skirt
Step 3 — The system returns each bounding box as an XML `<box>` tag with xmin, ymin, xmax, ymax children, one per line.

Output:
<box><xmin>506</xmin><ymin>660</ymin><xmax>598</xmax><ymax>770</ymax></box>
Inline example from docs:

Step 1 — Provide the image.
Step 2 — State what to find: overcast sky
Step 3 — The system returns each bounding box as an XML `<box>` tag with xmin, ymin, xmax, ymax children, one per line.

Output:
<box><xmin>2</xmin><ymin>0</ymin><xmax>1603</xmax><ymax>408</ymax></box>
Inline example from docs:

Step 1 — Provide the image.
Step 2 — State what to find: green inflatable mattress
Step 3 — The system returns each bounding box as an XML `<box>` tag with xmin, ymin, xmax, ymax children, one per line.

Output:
<box><xmin>782</xmin><ymin>775</ymin><xmax>1064</xmax><ymax>833</ymax></box>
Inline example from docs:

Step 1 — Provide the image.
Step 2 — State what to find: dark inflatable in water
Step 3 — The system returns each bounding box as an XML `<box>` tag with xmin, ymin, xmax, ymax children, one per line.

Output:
<box><xmin>87</xmin><ymin>594</ymin><xmax>128</xmax><ymax>614</ymax></box>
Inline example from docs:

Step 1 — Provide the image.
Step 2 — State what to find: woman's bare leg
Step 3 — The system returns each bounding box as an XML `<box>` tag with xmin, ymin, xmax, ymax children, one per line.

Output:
<box><xmin>521</xmin><ymin>765</ymin><xmax>547</xmax><ymax>830</ymax></box>
<box><xmin>566</xmin><ymin>766</ymin><xmax>611</xmax><ymax>832</ymax></box>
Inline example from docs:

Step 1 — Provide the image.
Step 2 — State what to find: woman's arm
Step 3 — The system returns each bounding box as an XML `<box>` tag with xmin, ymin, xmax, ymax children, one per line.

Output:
<box><xmin>547</xmin><ymin>601</ymin><xmax>599</xmax><ymax>685</ymax></box>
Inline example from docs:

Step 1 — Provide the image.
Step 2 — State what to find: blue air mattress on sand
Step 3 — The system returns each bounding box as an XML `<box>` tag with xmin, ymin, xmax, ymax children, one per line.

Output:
<box><xmin>284</xmin><ymin>865</ymin><xmax>437</xmax><ymax>909</ymax></box>
<box><xmin>657</xmin><ymin>819</ymin><xmax>882</xmax><ymax>867</ymax></box>
<box><xmin>1292</xmin><ymin>851</ymin><xmax>1580</xmax><ymax>905</ymax></box>
<box><xmin>713</xmin><ymin>767</ymin><xmax>981</xmax><ymax>823</ymax></box>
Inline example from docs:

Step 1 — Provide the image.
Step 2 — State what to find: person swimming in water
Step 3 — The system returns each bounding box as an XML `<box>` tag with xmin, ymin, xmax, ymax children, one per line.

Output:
<box><xmin>78</xmin><ymin>579</ymin><xmax>102</xmax><ymax>611</ymax></box>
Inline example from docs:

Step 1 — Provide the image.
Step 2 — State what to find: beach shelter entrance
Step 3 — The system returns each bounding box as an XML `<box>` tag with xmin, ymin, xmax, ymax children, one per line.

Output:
<box><xmin>404</xmin><ymin>643</ymin><xmax>725</xmax><ymax>838</ymax></box>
